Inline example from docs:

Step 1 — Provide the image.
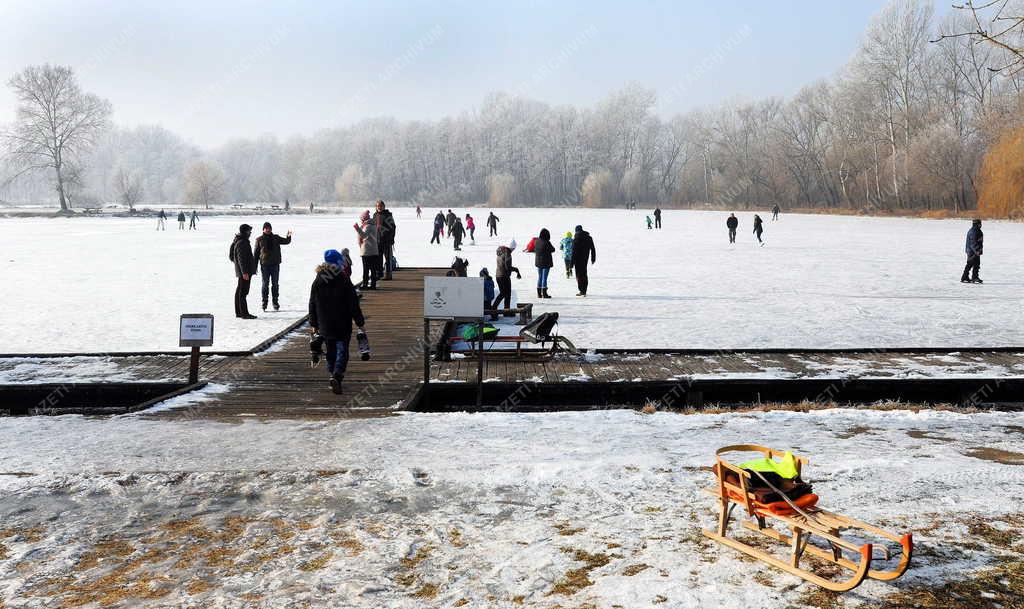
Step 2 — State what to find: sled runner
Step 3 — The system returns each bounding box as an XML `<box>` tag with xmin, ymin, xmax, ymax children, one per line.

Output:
<box><xmin>444</xmin><ymin>312</ymin><xmax>577</xmax><ymax>360</ymax></box>
<box><xmin>702</xmin><ymin>445</ymin><xmax>912</xmax><ymax>592</ymax></box>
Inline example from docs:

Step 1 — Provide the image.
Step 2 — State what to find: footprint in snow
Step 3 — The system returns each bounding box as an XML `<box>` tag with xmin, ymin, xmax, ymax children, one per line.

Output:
<box><xmin>411</xmin><ymin>468</ymin><xmax>433</xmax><ymax>486</ymax></box>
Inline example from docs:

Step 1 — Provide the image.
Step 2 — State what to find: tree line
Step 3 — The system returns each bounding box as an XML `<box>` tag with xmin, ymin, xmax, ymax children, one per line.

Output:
<box><xmin>3</xmin><ymin>0</ymin><xmax>1024</xmax><ymax>213</ymax></box>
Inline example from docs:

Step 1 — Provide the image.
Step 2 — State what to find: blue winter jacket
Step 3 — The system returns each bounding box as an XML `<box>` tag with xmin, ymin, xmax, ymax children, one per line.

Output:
<box><xmin>483</xmin><ymin>277</ymin><xmax>495</xmax><ymax>302</ymax></box>
<box><xmin>966</xmin><ymin>226</ymin><xmax>983</xmax><ymax>256</ymax></box>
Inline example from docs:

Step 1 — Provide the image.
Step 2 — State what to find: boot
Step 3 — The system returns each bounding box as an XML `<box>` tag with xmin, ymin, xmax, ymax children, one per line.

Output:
<box><xmin>542</xmin><ymin>288</ymin><xmax>551</xmax><ymax>299</ymax></box>
<box><xmin>329</xmin><ymin>373</ymin><xmax>344</xmax><ymax>395</ymax></box>
<box><xmin>537</xmin><ymin>288</ymin><xmax>543</xmax><ymax>298</ymax></box>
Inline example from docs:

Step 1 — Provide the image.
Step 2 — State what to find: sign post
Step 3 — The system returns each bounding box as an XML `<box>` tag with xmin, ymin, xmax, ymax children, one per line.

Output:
<box><xmin>179</xmin><ymin>314</ymin><xmax>214</xmax><ymax>384</ymax></box>
<box><xmin>422</xmin><ymin>277</ymin><xmax>486</xmax><ymax>405</ymax></box>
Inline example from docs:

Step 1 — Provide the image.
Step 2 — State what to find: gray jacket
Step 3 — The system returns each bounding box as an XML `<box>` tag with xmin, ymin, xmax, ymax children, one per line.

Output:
<box><xmin>354</xmin><ymin>222</ymin><xmax>379</xmax><ymax>257</ymax></box>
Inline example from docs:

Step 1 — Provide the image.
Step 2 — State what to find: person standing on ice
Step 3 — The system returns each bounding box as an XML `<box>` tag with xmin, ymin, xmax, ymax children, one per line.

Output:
<box><xmin>431</xmin><ymin>211</ymin><xmax>445</xmax><ymax>244</ymax></box>
<box><xmin>491</xmin><ymin>241</ymin><xmax>522</xmax><ymax>313</ymax></box>
<box><xmin>310</xmin><ymin>249</ymin><xmax>366</xmax><ymax>395</ymax></box>
<box><xmin>254</xmin><ymin>221</ymin><xmax>293</xmax><ymax>311</ymax></box>
<box><xmin>571</xmin><ymin>224</ymin><xmax>596</xmax><ymax>297</ymax></box>
<box><xmin>753</xmin><ymin>214</ymin><xmax>764</xmax><ymax>245</ymax></box>
<box><xmin>445</xmin><ymin>209</ymin><xmax>457</xmax><ymax>238</ymax></box>
<box><xmin>645</xmin><ymin>215</ymin><xmax>653</xmax><ymax>230</ymax></box>
<box><xmin>354</xmin><ymin>210</ymin><xmax>380</xmax><ymax>290</ymax></box>
<box><xmin>156</xmin><ymin>209</ymin><xmax>166</xmax><ymax>230</ymax></box>
<box><xmin>726</xmin><ymin>213</ymin><xmax>738</xmax><ymax>243</ymax></box>
<box><xmin>372</xmin><ymin>200</ymin><xmax>396</xmax><ymax>281</ymax></box>
<box><xmin>230</xmin><ymin>223</ymin><xmax>258</xmax><ymax>319</ymax></box>
<box><xmin>559</xmin><ymin>231</ymin><xmax>574</xmax><ymax>278</ymax></box>
<box><xmin>416</xmin><ymin>205</ymin><xmax>422</xmax><ymax>219</ymax></box>
<box><xmin>451</xmin><ymin>217</ymin><xmax>466</xmax><ymax>251</ymax></box>
<box><xmin>772</xmin><ymin>204</ymin><xmax>781</xmax><ymax>221</ymax></box>
<box><xmin>653</xmin><ymin>207</ymin><xmax>662</xmax><ymax>229</ymax></box>
<box><xmin>961</xmin><ymin>219</ymin><xmax>984</xmax><ymax>284</ymax></box>
<box><xmin>487</xmin><ymin>212</ymin><xmax>500</xmax><ymax>237</ymax></box>
<box><xmin>189</xmin><ymin>210</ymin><xmax>199</xmax><ymax>230</ymax></box>
<box><xmin>465</xmin><ymin>213</ymin><xmax>476</xmax><ymax>244</ymax></box>
<box><xmin>177</xmin><ymin>211</ymin><xmax>186</xmax><ymax>230</ymax></box>
<box><xmin>533</xmin><ymin>228</ymin><xmax>556</xmax><ymax>299</ymax></box>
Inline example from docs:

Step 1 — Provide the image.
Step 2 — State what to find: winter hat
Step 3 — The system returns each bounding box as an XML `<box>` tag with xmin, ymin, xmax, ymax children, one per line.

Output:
<box><xmin>239</xmin><ymin>223</ymin><xmax>253</xmax><ymax>234</ymax></box>
<box><xmin>324</xmin><ymin>249</ymin><xmax>343</xmax><ymax>266</ymax></box>
<box><xmin>263</xmin><ymin>221</ymin><xmax>272</xmax><ymax>230</ymax></box>
<box><xmin>574</xmin><ymin>225</ymin><xmax>583</xmax><ymax>232</ymax></box>
<box><xmin>360</xmin><ymin>210</ymin><xmax>370</xmax><ymax>222</ymax></box>
<box><xmin>565</xmin><ymin>231</ymin><xmax>572</xmax><ymax>239</ymax></box>
<box><xmin>508</xmin><ymin>239</ymin><xmax>517</xmax><ymax>250</ymax></box>
<box><xmin>479</xmin><ymin>268</ymin><xmax>490</xmax><ymax>277</ymax></box>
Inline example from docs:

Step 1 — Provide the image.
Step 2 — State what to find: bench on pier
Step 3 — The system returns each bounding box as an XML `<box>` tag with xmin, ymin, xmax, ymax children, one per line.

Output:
<box><xmin>443</xmin><ymin>312</ymin><xmax>577</xmax><ymax>360</ymax></box>
<box><xmin>484</xmin><ymin>302</ymin><xmax>533</xmax><ymax>325</ymax></box>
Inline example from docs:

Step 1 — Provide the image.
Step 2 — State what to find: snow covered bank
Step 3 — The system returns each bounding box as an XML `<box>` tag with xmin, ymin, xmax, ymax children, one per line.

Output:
<box><xmin>0</xmin><ymin>408</ymin><xmax>1022</xmax><ymax>607</ymax></box>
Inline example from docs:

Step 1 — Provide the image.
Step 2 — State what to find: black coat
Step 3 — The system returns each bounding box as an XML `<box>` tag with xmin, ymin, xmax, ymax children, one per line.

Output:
<box><xmin>726</xmin><ymin>216</ymin><xmax>738</xmax><ymax>229</ymax></box>
<box><xmin>309</xmin><ymin>265</ymin><xmax>365</xmax><ymax>339</ymax></box>
<box><xmin>571</xmin><ymin>230</ymin><xmax>596</xmax><ymax>265</ymax></box>
<box><xmin>966</xmin><ymin>226</ymin><xmax>984</xmax><ymax>256</ymax></box>
<box><xmin>487</xmin><ymin>213</ymin><xmax>499</xmax><ymax>227</ymax></box>
<box><xmin>533</xmin><ymin>237</ymin><xmax>555</xmax><ymax>268</ymax></box>
<box><xmin>254</xmin><ymin>232</ymin><xmax>292</xmax><ymax>266</ymax></box>
<box><xmin>230</xmin><ymin>234</ymin><xmax>256</xmax><ymax>277</ymax></box>
<box><xmin>373</xmin><ymin>209</ymin><xmax>396</xmax><ymax>245</ymax></box>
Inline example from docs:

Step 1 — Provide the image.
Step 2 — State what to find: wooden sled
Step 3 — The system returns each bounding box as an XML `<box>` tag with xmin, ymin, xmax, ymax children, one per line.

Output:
<box><xmin>701</xmin><ymin>444</ymin><xmax>912</xmax><ymax>592</ymax></box>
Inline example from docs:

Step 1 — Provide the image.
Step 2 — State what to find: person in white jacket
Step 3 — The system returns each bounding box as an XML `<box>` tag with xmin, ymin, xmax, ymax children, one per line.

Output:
<box><xmin>353</xmin><ymin>210</ymin><xmax>380</xmax><ymax>289</ymax></box>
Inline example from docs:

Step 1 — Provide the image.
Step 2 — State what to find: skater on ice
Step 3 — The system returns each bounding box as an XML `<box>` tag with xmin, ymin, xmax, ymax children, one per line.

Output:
<box><xmin>372</xmin><ymin>200</ymin><xmax>396</xmax><ymax>280</ymax></box>
<box><xmin>177</xmin><ymin>211</ymin><xmax>186</xmax><ymax>230</ymax></box>
<box><xmin>487</xmin><ymin>211</ymin><xmax>499</xmax><ymax>237</ymax></box>
<box><xmin>431</xmin><ymin>211</ymin><xmax>444</xmax><ymax>244</ymax></box>
<box><xmin>753</xmin><ymin>214</ymin><xmax>764</xmax><ymax>245</ymax></box>
<box><xmin>654</xmin><ymin>206</ymin><xmax>662</xmax><ymax>228</ymax></box>
<box><xmin>253</xmin><ymin>221</ymin><xmax>293</xmax><ymax>312</ymax></box>
<box><xmin>772</xmin><ymin>204</ymin><xmax>781</xmax><ymax>220</ymax></box>
<box><xmin>353</xmin><ymin>210</ymin><xmax>380</xmax><ymax>290</ymax></box>
<box><xmin>229</xmin><ymin>223</ymin><xmax>258</xmax><ymax>319</ymax></box>
<box><xmin>188</xmin><ymin>210</ymin><xmax>198</xmax><ymax>230</ymax></box>
<box><xmin>309</xmin><ymin>249</ymin><xmax>365</xmax><ymax>395</ymax></box>
<box><xmin>646</xmin><ymin>215</ymin><xmax>653</xmax><ymax>230</ymax></box>
<box><xmin>559</xmin><ymin>231</ymin><xmax>574</xmax><ymax>278</ymax></box>
<box><xmin>416</xmin><ymin>205</ymin><xmax>422</xmax><ymax>219</ymax></box>
<box><xmin>533</xmin><ymin>228</ymin><xmax>556</xmax><ymax>299</ymax></box>
<box><xmin>445</xmin><ymin>209</ymin><xmax>457</xmax><ymax>238</ymax></box>
<box><xmin>156</xmin><ymin>209</ymin><xmax>166</xmax><ymax>230</ymax></box>
<box><xmin>961</xmin><ymin>219</ymin><xmax>984</xmax><ymax>284</ymax></box>
<box><xmin>727</xmin><ymin>213</ymin><xmax>738</xmax><ymax>243</ymax></box>
<box><xmin>491</xmin><ymin>241</ymin><xmax>521</xmax><ymax>313</ymax></box>
<box><xmin>451</xmin><ymin>216</ymin><xmax>466</xmax><ymax>251</ymax></box>
<box><xmin>465</xmin><ymin>213</ymin><xmax>476</xmax><ymax>244</ymax></box>
<box><xmin>571</xmin><ymin>225</ymin><xmax>596</xmax><ymax>296</ymax></box>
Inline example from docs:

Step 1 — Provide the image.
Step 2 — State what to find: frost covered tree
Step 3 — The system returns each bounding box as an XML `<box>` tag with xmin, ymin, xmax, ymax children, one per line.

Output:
<box><xmin>183</xmin><ymin>161</ymin><xmax>225</xmax><ymax>209</ymax></box>
<box><xmin>112</xmin><ymin>167</ymin><xmax>143</xmax><ymax>212</ymax></box>
<box><xmin>3</xmin><ymin>64</ymin><xmax>112</xmax><ymax>212</ymax></box>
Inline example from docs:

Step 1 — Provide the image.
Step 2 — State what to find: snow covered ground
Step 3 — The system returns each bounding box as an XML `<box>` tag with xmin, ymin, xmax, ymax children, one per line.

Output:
<box><xmin>0</xmin><ymin>408</ymin><xmax>1022</xmax><ymax>607</ymax></box>
<box><xmin>4</xmin><ymin>209</ymin><xmax>1024</xmax><ymax>354</ymax></box>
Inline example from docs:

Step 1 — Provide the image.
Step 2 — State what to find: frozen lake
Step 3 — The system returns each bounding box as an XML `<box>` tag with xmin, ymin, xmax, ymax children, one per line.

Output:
<box><xmin>3</xmin><ymin>208</ymin><xmax>1023</xmax><ymax>353</ymax></box>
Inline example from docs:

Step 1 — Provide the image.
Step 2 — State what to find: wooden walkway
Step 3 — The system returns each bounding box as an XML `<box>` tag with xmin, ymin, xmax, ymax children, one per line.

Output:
<box><xmin>148</xmin><ymin>268</ymin><xmax>440</xmax><ymax>420</ymax></box>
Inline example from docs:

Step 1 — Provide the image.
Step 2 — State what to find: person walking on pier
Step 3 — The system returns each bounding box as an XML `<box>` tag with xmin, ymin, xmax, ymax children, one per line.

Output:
<box><xmin>753</xmin><ymin>214</ymin><xmax>764</xmax><ymax>245</ymax></box>
<box><xmin>491</xmin><ymin>241</ymin><xmax>522</xmax><ymax>313</ymax></box>
<box><xmin>156</xmin><ymin>209</ymin><xmax>166</xmax><ymax>230</ymax></box>
<box><xmin>254</xmin><ymin>221</ymin><xmax>293</xmax><ymax>311</ymax></box>
<box><xmin>480</xmin><ymin>268</ymin><xmax>496</xmax><ymax>319</ymax></box>
<box><xmin>653</xmin><ymin>207</ymin><xmax>662</xmax><ymax>229</ymax></box>
<box><xmin>533</xmin><ymin>228</ymin><xmax>555</xmax><ymax>299</ymax></box>
<box><xmin>189</xmin><ymin>210</ymin><xmax>199</xmax><ymax>230</ymax></box>
<box><xmin>372</xmin><ymin>200</ymin><xmax>396</xmax><ymax>280</ymax></box>
<box><xmin>354</xmin><ymin>210</ymin><xmax>380</xmax><ymax>290</ymax></box>
<box><xmin>571</xmin><ymin>225</ymin><xmax>596</xmax><ymax>296</ymax></box>
<box><xmin>961</xmin><ymin>219</ymin><xmax>984</xmax><ymax>284</ymax></box>
<box><xmin>310</xmin><ymin>249</ymin><xmax>366</xmax><ymax>395</ymax></box>
<box><xmin>726</xmin><ymin>213</ymin><xmax>738</xmax><ymax>243</ymax></box>
<box><xmin>487</xmin><ymin>212</ymin><xmax>499</xmax><ymax>237</ymax></box>
<box><xmin>230</xmin><ymin>224</ymin><xmax>258</xmax><ymax>319</ymax></box>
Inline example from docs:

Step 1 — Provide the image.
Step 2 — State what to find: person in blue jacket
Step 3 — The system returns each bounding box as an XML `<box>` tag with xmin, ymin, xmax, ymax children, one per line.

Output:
<box><xmin>961</xmin><ymin>219</ymin><xmax>984</xmax><ymax>284</ymax></box>
<box><xmin>480</xmin><ymin>268</ymin><xmax>496</xmax><ymax>319</ymax></box>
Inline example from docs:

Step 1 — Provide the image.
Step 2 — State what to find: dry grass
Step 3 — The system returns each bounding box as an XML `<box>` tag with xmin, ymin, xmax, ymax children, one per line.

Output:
<box><xmin>400</xmin><ymin>545</ymin><xmax>434</xmax><ymax>570</ymax></box>
<box><xmin>549</xmin><ymin>549</ymin><xmax>612</xmax><ymax>596</ymax></box>
<box><xmin>640</xmin><ymin>403</ymin><xmax>658</xmax><ymax>415</ymax></box>
<box><xmin>74</xmin><ymin>539</ymin><xmax>135</xmax><ymax>571</ymax></box>
<box><xmin>298</xmin><ymin>551</ymin><xmax>333</xmax><ymax>572</ymax></box>
<box><xmin>412</xmin><ymin>583</ymin><xmax>439</xmax><ymax>599</ymax></box>
<box><xmin>185</xmin><ymin>578</ymin><xmax>214</xmax><ymax>595</ymax></box>
<box><xmin>796</xmin><ymin>587</ymin><xmax>844</xmax><ymax>609</ymax></box>
<box><xmin>876</xmin><ymin>557</ymin><xmax>1024</xmax><ymax>608</ymax></box>
<box><xmin>965</xmin><ymin>518</ymin><xmax>1021</xmax><ymax>550</ymax></box>
<box><xmin>622</xmin><ymin>563</ymin><xmax>650</xmax><ymax>576</ymax></box>
<box><xmin>330</xmin><ymin>529</ymin><xmax>365</xmax><ymax>555</ymax></box>
<box><xmin>554</xmin><ymin>522</ymin><xmax>585</xmax><ymax>536</ymax></box>
<box><xmin>963</xmin><ymin>447</ymin><xmax>1024</xmax><ymax>466</ymax></box>
<box><xmin>0</xmin><ymin>527</ymin><xmax>44</xmax><ymax>543</ymax></box>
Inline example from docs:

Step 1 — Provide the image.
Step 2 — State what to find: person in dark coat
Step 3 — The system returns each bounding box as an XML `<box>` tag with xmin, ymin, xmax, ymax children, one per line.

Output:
<box><xmin>229</xmin><ymin>224</ymin><xmax>258</xmax><ymax>319</ymax></box>
<box><xmin>487</xmin><ymin>212</ymin><xmax>500</xmax><ymax>237</ymax></box>
<box><xmin>372</xmin><ymin>200</ymin><xmax>396</xmax><ymax>280</ymax></box>
<box><xmin>533</xmin><ymin>228</ymin><xmax>556</xmax><ymax>298</ymax></box>
<box><xmin>726</xmin><ymin>213</ymin><xmax>739</xmax><ymax>243</ymax></box>
<box><xmin>177</xmin><ymin>211</ymin><xmax>186</xmax><ymax>230</ymax></box>
<box><xmin>480</xmin><ymin>268</ymin><xmax>496</xmax><ymax>319</ymax></box>
<box><xmin>653</xmin><ymin>207</ymin><xmax>662</xmax><ymax>229</ymax></box>
<box><xmin>961</xmin><ymin>219</ymin><xmax>984</xmax><ymax>284</ymax></box>
<box><xmin>156</xmin><ymin>209</ymin><xmax>166</xmax><ymax>230</ymax></box>
<box><xmin>753</xmin><ymin>214</ymin><xmax>764</xmax><ymax>245</ymax></box>
<box><xmin>571</xmin><ymin>225</ymin><xmax>596</xmax><ymax>296</ymax></box>
<box><xmin>451</xmin><ymin>217</ymin><xmax>466</xmax><ymax>251</ymax></box>
<box><xmin>491</xmin><ymin>242</ymin><xmax>521</xmax><ymax>313</ymax></box>
<box><xmin>189</xmin><ymin>210</ymin><xmax>198</xmax><ymax>230</ymax></box>
<box><xmin>431</xmin><ymin>211</ymin><xmax>445</xmax><ymax>244</ymax></box>
<box><xmin>772</xmin><ymin>204</ymin><xmax>781</xmax><ymax>220</ymax></box>
<box><xmin>309</xmin><ymin>249</ymin><xmax>366</xmax><ymax>394</ymax></box>
<box><xmin>253</xmin><ymin>221</ymin><xmax>293</xmax><ymax>311</ymax></box>
<box><xmin>445</xmin><ymin>209</ymin><xmax>457</xmax><ymax>238</ymax></box>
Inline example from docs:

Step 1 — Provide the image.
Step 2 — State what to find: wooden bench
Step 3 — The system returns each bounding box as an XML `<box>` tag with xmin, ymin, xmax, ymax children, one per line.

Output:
<box><xmin>484</xmin><ymin>302</ymin><xmax>533</xmax><ymax>325</ymax></box>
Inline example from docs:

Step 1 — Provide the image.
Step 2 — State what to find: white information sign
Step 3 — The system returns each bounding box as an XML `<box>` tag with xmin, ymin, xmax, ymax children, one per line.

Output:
<box><xmin>423</xmin><ymin>277</ymin><xmax>484</xmax><ymax>320</ymax></box>
<box><xmin>179</xmin><ymin>314</ymin><xmax>215</xmax><ymax>347</ymax></box>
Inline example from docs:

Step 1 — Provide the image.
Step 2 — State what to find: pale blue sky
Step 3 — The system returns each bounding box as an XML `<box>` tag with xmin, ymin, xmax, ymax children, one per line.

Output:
<box><xmin>0</xmin><ymin>1</ymin><xmax>947</xmax><ymax>148</ymax></box>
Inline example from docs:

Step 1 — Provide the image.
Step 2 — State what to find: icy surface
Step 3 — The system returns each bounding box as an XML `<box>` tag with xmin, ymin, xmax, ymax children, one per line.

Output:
<box><xmin>4</xmin><ymin>210</ymin><xmax>1024</xmax><ymax>353</ymax></box>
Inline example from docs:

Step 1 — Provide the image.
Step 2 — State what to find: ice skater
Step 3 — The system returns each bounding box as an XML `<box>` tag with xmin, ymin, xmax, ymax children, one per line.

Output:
<box><xmin>445</xmin><ymin>209</ymin><xmax>457</xmax><ymax>238</ymax></box>
<box><xmin>646</xmin><ymin>215</ymin><xmax>653</xmax><ymax>230</ymax></box>
<box><xmin>431</xmin><ymin>211</ymin><xmax>444</xmax><ymax>244</ymax></box>
<box><xmin>571</xmin><ymin>225</ymin><xmax>596</xmax><ymax>296</ymax></box>
<box><xmin>491</xmin><ymin>241</ymin><xmax>522</xmax><ymax>313</ymax></box>
<box><xmin>654</xmin><ymin>207</ymin><xmax>662</xmax><ymax>229</ymax></box>
<box><xmin>229</xmin><ymin>223</ymin><xmax>258</xmax><ymax>319</ymax></box>
<box><xmin>177</xmin><ymin>211</ymin><xmax>186</xmax><ymax>230</ymax></box>
<box><xmin>254</xmin><ymin>221</ymin><xmax>293</xmax><ymax>311</ymax></box>
<box><xmin>451</xmin><ymin>217</ymin><xmax>466</xmax><ymax>251</ymax></box>
<box><xmin>487</xmin><ymin>212</ymin><xmax>499</xmax><ymax>237</ymax></box>
<box><xmin>189</xmin><ymin>210</ymin><xmax>198</xmax><ymax>230</ymax></box>
<box><xmin>156</xmin><ymin>209</ymin><xmax>166</xmax><ymax>230</ymax></box>
<box><xmin>465</xmin><ymin>213</ymin><xmax>476</xmax><ymax>244</ymax></box>
<box><xmin>416</xmin><ymin>205</ymin><xmax>422</xmax><ymax>219</ymax></box>
<box><xmin>309</xmin><ymin>249</ymin><xmax>366</xmax><ymax>395</ymax></box>
<box><xmin>753</xmin><ymin>214</ymin><xmax>764</xmax><ymax>245</ymax></box>
<box><xmin>772</xmin><ymin>204</ymin><xmax>781</xmax><ymax>221</ymax></box>
<box><xmin>559</xmin><ymin>231</ymin><xmax>574</xmax><ymax>278</ymax></box>
<box><xmin>726</xmin><ymin>213</ymin><xmax>738</xmax><ymax>243</ymax></box>
<box><xmin>961</xmin><ymin>219</ymin><xmax>984</xmax><ymax>284</ymax></box>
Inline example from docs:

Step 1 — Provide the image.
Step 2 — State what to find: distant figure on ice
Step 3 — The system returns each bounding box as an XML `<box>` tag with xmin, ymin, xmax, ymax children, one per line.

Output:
<box><xmin>480</xmin><ymin>268</ymin><xmax>496</xmax><ymax>319</ymax></box>
<box><xmin>310</xmin><ymin>249</ymin><xmax>366</xmax><ymax>395</ymax></box>
<box><xmin>646</xmin><ymin>215</ymin><xmax>653</xmax><ymax>230</ymax></box>
<box><xmin>492</xmin><ymin>241</ymin><xmax>522</xmax><ymax>312</ymax></box>
<box><xmin>309</xmin><ymin>202</ymin><xmax>314</xmax><ymax>213</ymax></box>
<box><xmin>451</xmin><ymin>217</ymin><xmax>466</xmax><ymax>251</ymax></box>
<box><xmin>229</xmin><ymin>223</ymin><xmax>258</xmax><ymax>319</ymax></box>
<box><xmin>177</xmin><ymin>211</ymin><xmax>186</xmax><ymax>230</ymax></box>
<box><xmin>533</xmin><ymin>228</ymin><xmax>555</xmax><ymax>299</ymax></box>
<box><xmin>372</xmin><ymin>200</ymin><xmax>396</xmax><ymax>281</ymax></box>
<box><xmin>961</xmin><ymin>219</ymin><xmax>984</xmax><ymax>284</ymax></box>
<box><xmin>284</xmin><ymin>199</ymin><xmax>290</xmax><ymax>212</ymax></box>
<box><xmin>487</xmin><ymin>212</ymin><xmax>499</xmax><ymax>237</ymax></box>
<box><xmin>559</xmin><ymin>231</ymin><xmax>574</xmax><ymax>278</ymax></box>
<box><xmin>654</xmin><ymin>207</ymin><xmax>662</xmax><ymax>229</ymax></box>
<box><xmin>353</xmin><ymin>210</ymin><xmax>380</xmax><ymax>290</ymax></box>
<box><xmin>571</xmin><ymin>225</ymin><xmax>596</xmax><ymax>297</ymax></box>
<box><xmin>753</xmin><ymin>214</ymin><xmax>764</xmax><ymax>245</ymax></box>
<box><xmin>416</xmin><ymin>205</ymin><xmax>422</xmax><ymax>219</ymax></box>
<box><xmin>445</xmin><ymin>209</ymin><xmax>457</xmax><ymax>238</ymax></box>
<box><xmin>465</xmin><ymin>213</ymin><xmax>476</xmax><ymax>244</ymax></box>
<box><xmin>726</xmin><ymin>213</ymin><xmax>738</xmax><ymax>243</ymax></box>
<box><xmin>431</xmin><ymin>211</ymin><xmax>445</xmax><ymax>244</ymax></box>
<box><xmin>254</xmin><ymin>221</ymin><xmax>293</xmax><ymax>311</ymax></box>
<box><xmin>189</xmin><ymin>210</ymin><xmax>199</xmax><ymax>230</ymax></box>
<box><xmin>156</xmin><ymin>209</ymin><xmax>166</xmax><ymax>230</ymax></box>
<box><xmin>772</xmin><ymin>204</ymin><xmax>781</xmax><ymax>221</ymax></box>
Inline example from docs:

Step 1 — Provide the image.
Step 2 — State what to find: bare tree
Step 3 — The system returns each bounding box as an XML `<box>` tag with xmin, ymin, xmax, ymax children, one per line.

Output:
<box><xmin>112</xmin><ymin>167</ymin><xmax>143</xmax><ymax>212</ymax></box>
<box><xmin>3</xmin><ymin>64</ymin><xmax>112</xmax><ymax>212</ymax></box>
<box><xmin>935</xmin><ymin>0</ymin><xmax>1024</xmax><ymax>73</ymax></box>
<box><xmin>183</xmin><ymin>161</ymin><xmax>225</xmax><ymax>209</ymax></box>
